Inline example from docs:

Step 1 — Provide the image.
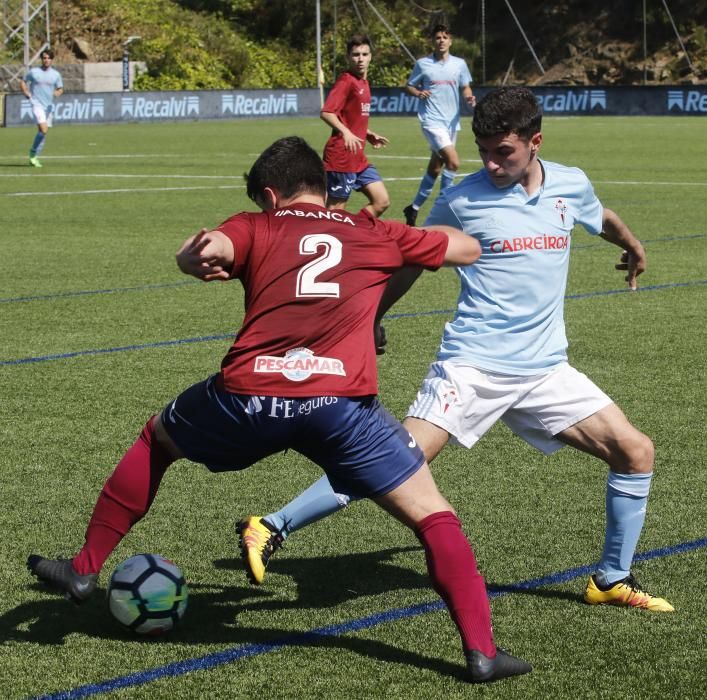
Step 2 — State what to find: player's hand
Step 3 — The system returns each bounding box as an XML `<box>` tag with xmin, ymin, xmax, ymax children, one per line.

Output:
<box><xmin>467</xmin><ymin>94</ymin><xmax>476</xmax><ymax>108</ymax></box>
<box><xmin>367</xmin><ymin>132</ymin><xmax>389</xmax><ymax>149</ymax></box>
<box><xmin>417</xmin><ymin>90</ymin><xmax>431</xmax><ymax>100</ymax></box>
<box><xmin>342</xmin><ymin>129</ymin><xmax>365</xmax><ymax>152</ymax></box>
<box><xmin>176</xmin><ymin>228</ymin><xmax>231</xmax><ymax>281</ymax></box>
<box><xmin>615</xmin><ymin>247</ymin><xmax>646</xmax><ymax>290</ymax></box>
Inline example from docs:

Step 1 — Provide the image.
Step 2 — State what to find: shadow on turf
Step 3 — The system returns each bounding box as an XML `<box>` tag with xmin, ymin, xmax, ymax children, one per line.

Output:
<box><xmin>4</xmin><ymin>544</ymin><xmax>571</xmax><ymax>683</ymax></box>
<box><xmin>3</xmin><ymin>547</ymin><xmax>475</xmax><ymax>682</ymax></box>
<box><xmin>2</xmin><ymin>594</ymin><xmax>467</xmax><ymax>683</ymax></box>
<box><xmin>4</xmin><ymin>547</ymin><xmax>424</xmax><ymax>644</ymax></box>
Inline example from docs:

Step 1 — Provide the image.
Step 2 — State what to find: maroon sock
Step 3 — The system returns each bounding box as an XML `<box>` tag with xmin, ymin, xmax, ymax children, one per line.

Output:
<box><xmin>72</xmin><ymin>418</ymin><xmax>174</xmax><ymax>575</ymax></box>
<box><xmin>416</xmin><ymin>511</ymin><xmax>496</xmax><ymax>657</ymax></box>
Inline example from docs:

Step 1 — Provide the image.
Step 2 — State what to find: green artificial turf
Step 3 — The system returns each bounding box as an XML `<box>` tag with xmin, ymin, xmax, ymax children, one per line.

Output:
<box><xmin>1</xmin><ymin>115</ymin><xmax>705</xmax><ymax>699</ymax></box>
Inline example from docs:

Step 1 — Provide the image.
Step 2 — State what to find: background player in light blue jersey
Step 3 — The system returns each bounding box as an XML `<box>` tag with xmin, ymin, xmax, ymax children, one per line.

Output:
<box><xmin>20</xmin><ymin>48</ymin><xmax>63</xmax><ymax>168</ymax></box>
<box><xmin>239</xmin><ymin>87</ymin><xmax>674</xmax><ymax>615</ymax></box>
<box><xmin>402</xmin><ymin>25</ymin><xmax>474</xmax><ymax>226</ymax></box>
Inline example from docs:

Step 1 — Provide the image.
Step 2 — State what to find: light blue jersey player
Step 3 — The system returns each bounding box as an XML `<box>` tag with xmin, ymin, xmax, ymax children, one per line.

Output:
<box><xmin>20</xmin><ymin>48</ymin><xmax>63</xmax><ymax>168</ymax></box>
<box><xmin>241</xmin><ymin>88</ymin><xmax>674</xmax><ymax>616</ymax></box>
<box><xmin>402</xmin><ymin>24</ymin><xmax>474</xmax><ymax>226</ymax></box>
<box><xmin>429</xmin><ymin>160</ymin><xmax>602</xmax><ymax>375</ymax></box>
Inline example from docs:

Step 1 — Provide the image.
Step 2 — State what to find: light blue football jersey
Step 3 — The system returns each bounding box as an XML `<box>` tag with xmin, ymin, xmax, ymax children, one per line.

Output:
<box><xmin>407</xmin><ymin>54</ymin><xmax>472</xmax><ymax>132</ymax></box>
<box><xmin>24</xmin><ymin>66</ymin><xmax>63</xmax><ymax>108</ymax></box>
<box><xmin>425</xmin><ymin>160</ymin><xmax>604</xmax><ymax>375</ymax></box>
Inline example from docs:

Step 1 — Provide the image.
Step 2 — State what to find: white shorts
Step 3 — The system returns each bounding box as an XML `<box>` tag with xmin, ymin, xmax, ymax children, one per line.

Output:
<box><xmin>407</xmin><ymin>361</ymin><xmax>613</xmax><ymax>455</ymax></box>
<box><xmin>421</xmin><ymin>126</ymin><xmax>457</xmax><ymax>155</ymax></box>
<box><xmin>31</xmin><ymin>102</ymin><xmax>53</xmax><ymax>127</ymax></box>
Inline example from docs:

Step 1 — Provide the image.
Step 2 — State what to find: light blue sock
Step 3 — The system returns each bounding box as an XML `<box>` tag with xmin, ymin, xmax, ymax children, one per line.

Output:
<box><xmin>595</xmin><ymin>472</ymin><xmax>653</xmax><ymax>587</ymax></box>
<box><xmin>440</xmin><ymin>168</ymin><xmax>456</xmax><ymax>191</ymax></box>
<box><xmin>31</xmin><ymin>132</ymin><xmax>46</xmax><ymax>157</ymax></box>
<box><xmin>263</xmin><ymin>475</ymin><xmax>357</xmax><ymax>538</ymax></box>
<box><xmin>412</xmin><ymin>172</ymin><xmax>438</xmax><ymax>209</ymax></box>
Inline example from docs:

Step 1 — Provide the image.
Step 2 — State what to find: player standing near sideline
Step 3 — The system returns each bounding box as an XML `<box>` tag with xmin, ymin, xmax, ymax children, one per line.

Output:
<box><xmin>321</xmin><ymin>34</ymin><xmax>390</xmax><ymax>217</ymax></box>
<box><xmin>19</xmin><ymin>49</ymin><xmax>63</xmax><ymax>168</ymax></box>
<box><xmin>402</xmin><ymin>24</ymin><xmax>474</xmax><ymax>226</ymax></box>
<box><xmin>28</xmin><ymin>136</ymin><xmax>531</xmax><ymax>684</ymax></box>
<box><xmin>239</xmin><ymin>88</ymin><xmax>674</xmax><ymax>614</ymax></box>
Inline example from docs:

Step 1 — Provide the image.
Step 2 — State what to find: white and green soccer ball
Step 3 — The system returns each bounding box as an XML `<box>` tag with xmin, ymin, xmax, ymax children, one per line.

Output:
<box><xmin>107</xmin><ymin>554</ymin><xmax>188</xmax><ymax>635</ymax></box>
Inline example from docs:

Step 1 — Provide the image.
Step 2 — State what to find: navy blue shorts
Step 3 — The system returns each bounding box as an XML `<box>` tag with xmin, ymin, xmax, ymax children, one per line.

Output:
<box><xmin>326</xmin><ymin>165</ymin><xmax>382</xmax><ymax>201</ymax></box>
<box><xmin>161</xmin><ymin>375</ymin><xmax>424</xmax><ymax>499</ymax></box>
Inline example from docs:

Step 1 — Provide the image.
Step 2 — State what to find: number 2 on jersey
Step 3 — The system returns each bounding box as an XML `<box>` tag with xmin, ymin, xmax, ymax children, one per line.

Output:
<box><xmin>296</xmin><ymin>234</ymin><xmax>342</xmax><ymax>298</ymax></box>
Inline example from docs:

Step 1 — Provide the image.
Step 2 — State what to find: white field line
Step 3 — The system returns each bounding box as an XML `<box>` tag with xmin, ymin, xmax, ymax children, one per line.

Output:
<box><xmin>6</xmin><ymin>184</ymin><xmax>247</xmax><ymax>196</ymax></box>
<box><xmin>5</xmin><ymin>152</ymin><xmax>467</xmax><ymax>162</ymax></box>
<box><xmin>3</xmin><ymin>154</ymin><xmax>187</xmax><ymax>160</ymax></box>
<box><xmin>4</xmin><ymin>176</ymin><xmax>707</xmax><ymax>197</ymax></box>
<box><xmin>5</xmin><ymin>177</ymin><xmax>424</xmax><ymax>197</ymax></box>
<box><xmin>594</xmin><ymin>180</ymin><xmax>707</xmax><ymax>186</ymax></box>
<box><xmin>0</xmin><ymin>173</ymin><xmax>244</xmax><ymax>179</ymax></box>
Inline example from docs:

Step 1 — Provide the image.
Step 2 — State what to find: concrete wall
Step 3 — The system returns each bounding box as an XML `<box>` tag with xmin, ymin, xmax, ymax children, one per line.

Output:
<box><xmin>0</xmin><ymin>62</ymin><xmax>145</xmax><ymax>93</ymax></box>
<box><xmin>83</xmin><ymin>62</ymin><xmax>145</xmax><ymax>92</ymax></box>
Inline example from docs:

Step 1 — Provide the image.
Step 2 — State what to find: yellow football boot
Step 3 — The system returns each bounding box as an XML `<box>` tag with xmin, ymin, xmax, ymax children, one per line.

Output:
<box><xmin>584</xmin><ymin>573</ymin><xmax>674</xmax><ymax>611</ymax></box>
<box><xmin>237</xmin><ymin>516</ymin><xmax>283</xmax><ymax>585</ymax></box>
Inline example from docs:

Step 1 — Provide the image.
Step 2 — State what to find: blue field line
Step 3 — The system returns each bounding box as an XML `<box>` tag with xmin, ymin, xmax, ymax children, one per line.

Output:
<box><xmin>565</xmin><ymin>279</ymin><xmax>707</xmax><ymax>300</ymax></box>
<box><xmin>383</xmin><ymin>279</ymin><xmax>707</xmax><ymax>322</ymax></box>
<box><xmin>2</xmin><ymin>233</ymin><xmax>704</xmax><ymax>306</ymax></box>
<box><xmin>572</xmin><ymin>231</ymin><xmax>706</xmax><ymax>250</ymax></box>
<box><xmin>31</xmin><ymin>536</ymin><xmax>707</xmax><ymax>700</ymax></box>
<box><xmin>2</xmin><ymin>279</ymin><xmax>706</xmax><ymax>368</ymax></box>
<box><xmin>0</xmin><ymin>280</ymin><xmax>196</xmax><ymax>304</ymax></box>
<box><xmin>0</xmin><ymin>334</ymin><xmax>234</xmax><ymax>367</ymax></box>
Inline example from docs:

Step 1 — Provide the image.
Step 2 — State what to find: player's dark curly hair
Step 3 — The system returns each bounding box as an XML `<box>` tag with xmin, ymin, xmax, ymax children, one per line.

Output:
<box><xmin>347</xmin><ymin>34</ymin><xmax>371</xmax><ymax>54</ymax></box>
<box><xmin>430</xmin><ymin>24</ymin><xmax>452</xmax><ymax>37</ymax></box>
<box><xmin>245</xmin><ymin>136</ymin><xmax>326</xmax><ymax>205</ymax></box>
<box><xmin>472</xmin><ymin>87</ymin><xmax>542</xmax><ymax>140</ymax></box>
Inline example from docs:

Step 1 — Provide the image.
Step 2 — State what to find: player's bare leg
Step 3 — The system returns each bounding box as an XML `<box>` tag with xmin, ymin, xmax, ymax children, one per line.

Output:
<box><xmin>29</xmin><ymin>121</ymin><xmax>49</xmax><ymax>167</ymax></box>
<box><xmin>558</xmin><ymin>403</ymin><xmax>653</xmax><ymax>474</ymax></box>
<box><xmin>558</xmin><ymin>404</ymin><xmax>673</xmax><ymax>611</ymax></box>
<box><xmin>359</xmin><ymin>180</ymin><xmax>390</xmax><ymax>217</ymax></box>
<box><xmin>402</xmin><ymin>416</ymin><xmax>450</xmax><ymax>464</ymax></box>
<box><xmin>326</xmin><ymin>196</ymin><xmax>347</xmax><ymax>210</ymax></box>
<box><xmin>375</xmin><ymin>462</ymin><xmax>532</xmax><ymax>682</ymax></box>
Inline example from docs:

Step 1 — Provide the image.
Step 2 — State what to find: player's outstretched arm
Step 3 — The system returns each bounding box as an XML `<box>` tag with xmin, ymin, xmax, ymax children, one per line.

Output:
<box><xmin>405</xmin><ymin>84</ymin><xmax>431</xmax><ymax>100</ymax></box>
<box><xmin>320</xmin><ymin>110</ymin><xmax>364</xmax><ymax>152</ymax></box>
<box><xmin>599</xmin><ymin>208</ymin><xmax>646</xmax><ymax>290</ymax></box>
<box><xmin>374</xmin><ymin>226</ymin><xmax>479</xmax><ymax>331</ymax></box>
<box><xmin>462</xmin><ymin>85</ymin><xmax>476</xmax><ymax>108</ymax></box>
<box><xmin>19</xmin><ymin>79</ymin><xmax>32</xmax><ymax>100</ymax></box>
<box><xmin>375</xmin><ymin>266</ymin><xmax>423</xmax><ymax>333</ymax></box>
<box><xmin>176</xmin><ymin>229</ymin><xmax>234</xmax><ymax>281</ymax></box>
<box><xmin>432</xmin><ymin>225</ymin><xmax>481</xmax><ymax>266</ymax></box>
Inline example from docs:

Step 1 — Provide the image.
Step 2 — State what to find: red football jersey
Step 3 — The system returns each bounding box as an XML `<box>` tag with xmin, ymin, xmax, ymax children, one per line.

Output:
<box><xmin>216</xmin><ymin>204</ymin><xmax>447</xmax><ymax>397</ymax></box>
<box><xmin>322</xmin><ymin>72</ymin><xmax>371</xmax><ymax>173</ymax></box>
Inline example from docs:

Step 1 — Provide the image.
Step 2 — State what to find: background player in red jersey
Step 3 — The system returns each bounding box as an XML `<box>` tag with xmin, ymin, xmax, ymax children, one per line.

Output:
<box><xmin>27</xmin><ymin>136</ymin><xmax>530</xmax><ymax>684</ymax></box>
<box><xmin>321</xmin><ymin>35</ymin><xmax>390</xmax><ymax>217</ymax></box>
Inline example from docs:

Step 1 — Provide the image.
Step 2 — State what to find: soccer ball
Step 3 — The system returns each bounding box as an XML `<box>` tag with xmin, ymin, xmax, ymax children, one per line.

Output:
<box><xmin>107</xmin><ymin>554</ymin><xmax>188</xmax><ymax>635</ymax></box>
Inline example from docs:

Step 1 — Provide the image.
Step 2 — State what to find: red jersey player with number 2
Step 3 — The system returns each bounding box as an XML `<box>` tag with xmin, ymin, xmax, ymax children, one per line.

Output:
<box><xmin>28</xmin><ymin>136</ymin><xmax>531</xmax><ymax>684</ymax></box>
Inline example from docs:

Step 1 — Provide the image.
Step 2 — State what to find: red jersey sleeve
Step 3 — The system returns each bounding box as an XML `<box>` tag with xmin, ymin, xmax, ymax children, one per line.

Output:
<box><xmin>322</xmin><ymin>74</ymin><xmax>351</xmax><ymax>115</ymax></box>
<box><xmin>216</xmin><ymin>212</ymin><xmax>256</xmax><ymax>278</ymax></box>
<box><xmin>368</xmin><ymin>215</ymin><xmax>449</xmax><ymax>270</ymax></box>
